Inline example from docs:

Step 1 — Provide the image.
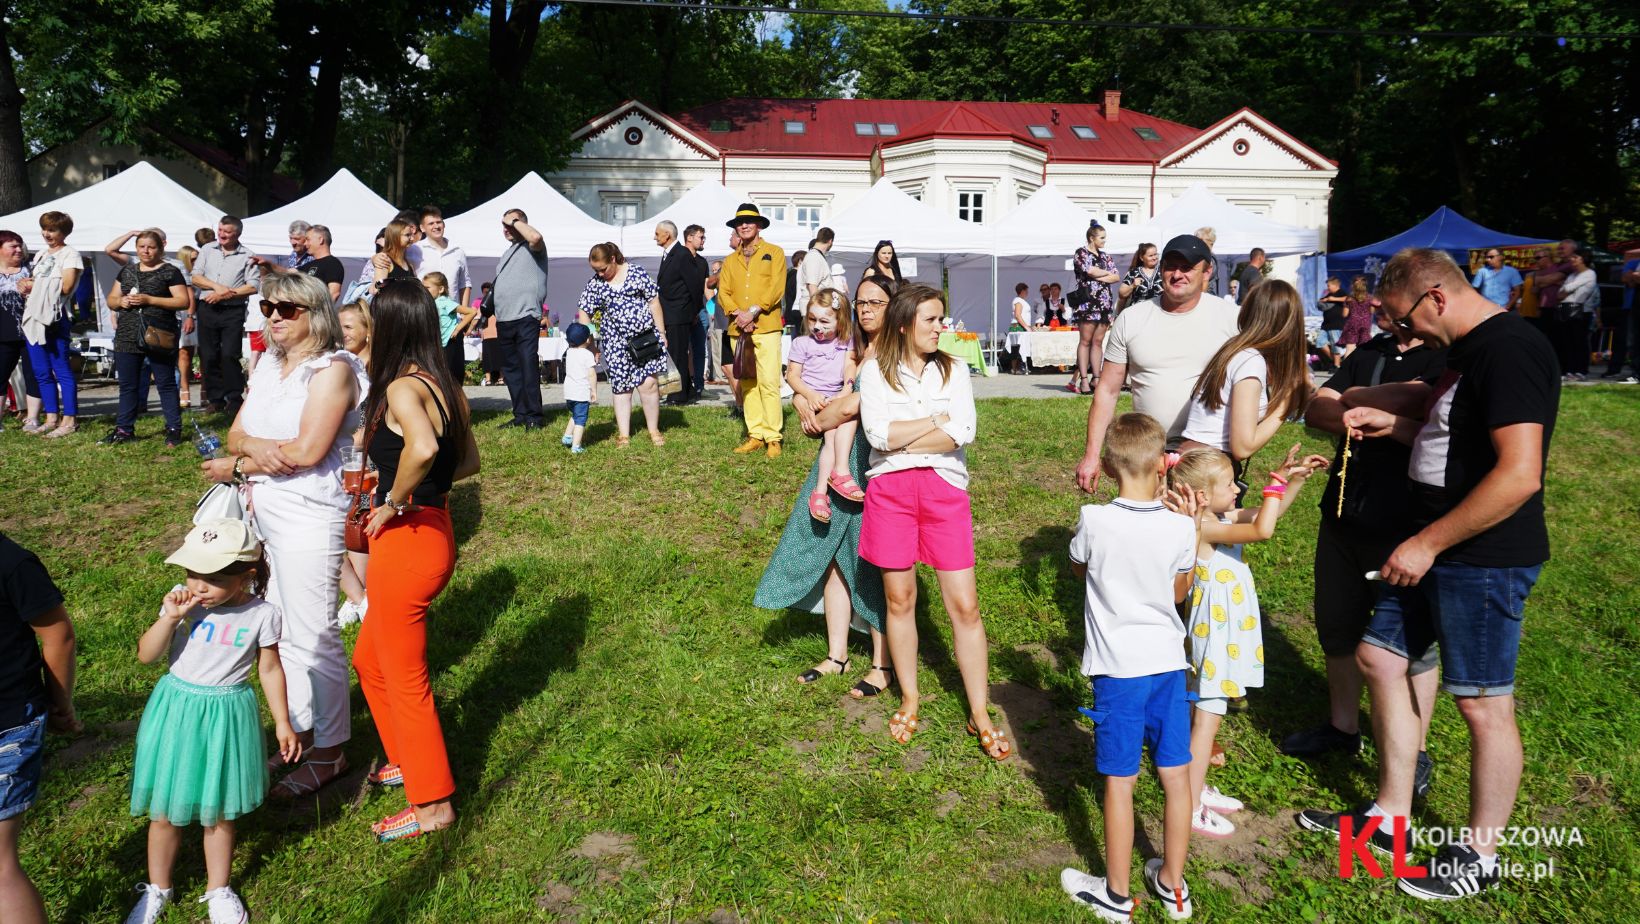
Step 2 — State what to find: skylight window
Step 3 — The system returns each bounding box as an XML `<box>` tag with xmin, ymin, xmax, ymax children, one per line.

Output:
<box><xmin>876</xmin><ymin>123</ymin><xmax>898</xmax><ymax>135</ymax></box>
<box><xmin>1071</xmin><ymin>125</ymin><xmax>1098</xmax><ymax>140</ymax></box>
<box><xmin>854</xmin><ymin>122</ymin><xmax>876</xmax><ymax>136</ymax></box>
<box><xmin>1133</xmin><ymin>126</ymin><xmax>1162</xmax><ymax>141</ymax></box>
<box><xmin>784</xmin><ymin>121</ymin><xmax>806</xmax><ymax>134</ymax></box>
<box><xmin>1028</xmin><ymin>125</ymin><xmax>1053</xmax><ymax>139</ymax></box>
<box><xmin>708</xmin><ymin>119</ymin><xmax>730</xmax><ymax>132</ymax></box>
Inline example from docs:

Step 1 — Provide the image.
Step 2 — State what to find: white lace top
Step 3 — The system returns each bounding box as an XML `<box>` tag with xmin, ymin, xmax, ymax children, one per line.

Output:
<box><xmin>240</xmin><ymin>349</ymin><xmax>368</xmax><ymax>506</ymax></box>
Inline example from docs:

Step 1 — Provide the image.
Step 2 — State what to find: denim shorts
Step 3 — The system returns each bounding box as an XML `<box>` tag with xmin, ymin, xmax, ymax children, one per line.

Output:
<box><xmin>1316</xmin><ymin>328</ymin><xmax>1343</xmax><ymax>348</ymax></box>
<box><xmin>1361</xmin><ymin>562</ymin><xmax>1542</xmax><ymax>697</ymax></box>
<box><xmin>0</xmin><ymin>709</ymin><xmax>47</xmax><ymax>821</ymax></box>
<box><xmin>566</xmin><ymin>400</ymin><xmax>589</xmax><ymax>426</ymax></box>
<box><xmin>1086</xmin><ymin>671</ymin><xmax>1192</xmax><ymax>777</ymax></box>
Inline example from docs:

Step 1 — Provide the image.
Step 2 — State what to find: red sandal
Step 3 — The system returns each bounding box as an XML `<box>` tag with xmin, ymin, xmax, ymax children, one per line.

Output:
<box><xmin>826</xmin><ymin>472</ymin><xmax>866</xmax><ymax>502</ymax></box>
<box><xmin>807</xmin><ymin>491</ymin><xmax>831</xmax><ymax>523</ymax></box>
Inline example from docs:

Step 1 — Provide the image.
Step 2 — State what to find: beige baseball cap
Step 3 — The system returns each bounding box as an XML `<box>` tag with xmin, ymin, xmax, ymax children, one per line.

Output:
<box><xmin>165</xmin><ymin>518</ymin><xmax>262</xmax><ymax>574</ymax></box>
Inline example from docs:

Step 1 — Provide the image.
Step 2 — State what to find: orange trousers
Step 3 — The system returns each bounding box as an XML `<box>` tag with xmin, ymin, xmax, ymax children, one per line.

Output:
<box><xmin>353</xmin><ymin>506</ymin><xmax>456</xmax><ymax>805</ymax></box>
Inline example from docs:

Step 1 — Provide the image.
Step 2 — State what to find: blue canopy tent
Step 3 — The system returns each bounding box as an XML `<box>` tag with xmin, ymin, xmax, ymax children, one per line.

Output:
<box><xmin>1327</xmin><ymin>207</ymin><xmax>1550</xmax><ymax>278</ymax></box>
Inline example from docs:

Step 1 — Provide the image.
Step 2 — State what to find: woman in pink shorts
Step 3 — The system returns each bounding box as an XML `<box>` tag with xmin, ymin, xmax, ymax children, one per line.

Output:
<box><xmin>857</xmin><ymin>283</ymin><xmax>1010</xmax><ymax>761</ymax></box>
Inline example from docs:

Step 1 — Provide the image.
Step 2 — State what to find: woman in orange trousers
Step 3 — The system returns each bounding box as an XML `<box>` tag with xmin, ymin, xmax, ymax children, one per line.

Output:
<box><xmin>355</xmin><ymin>278</ymin><xmax>480</xmax><ymax>842</ymax></box>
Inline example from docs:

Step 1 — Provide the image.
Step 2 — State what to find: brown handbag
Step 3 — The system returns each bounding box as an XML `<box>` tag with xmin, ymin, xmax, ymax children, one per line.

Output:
<box><xmin>732</xmin><ymin>331</ymin><xmax>757</xmax><ymax>382</ymax></box>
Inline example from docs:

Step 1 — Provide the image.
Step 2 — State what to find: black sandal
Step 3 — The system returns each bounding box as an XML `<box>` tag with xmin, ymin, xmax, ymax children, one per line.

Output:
<box><xmin>798</xmin><ymin>656</ymin><xmax>849</xmax><ymax>685</ymax></box>
<box><xmin>849</xmin><ymin>664</ymin><xmax>896</xmax><ymax>698</ymax></box>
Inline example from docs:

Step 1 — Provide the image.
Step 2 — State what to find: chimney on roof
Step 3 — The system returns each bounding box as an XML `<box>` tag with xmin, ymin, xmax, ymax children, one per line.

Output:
<box><xmin>1050</xmin><ymin>107</ymin><xmax>1060</xmax><ymax>125</ymax></box>
<box><xmin>810</xmin><ymin>103</ymin><xmax>817</xmax><ymax>121</ymax></box>
<box><xmin>1103</xmin><ymin>83</ymin><xmax>1122</xmax><ymax>122</ymax></box>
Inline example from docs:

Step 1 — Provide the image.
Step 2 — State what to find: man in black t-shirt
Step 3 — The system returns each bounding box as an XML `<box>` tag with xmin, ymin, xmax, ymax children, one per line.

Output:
<box><xmin>1298</xmin><ymin>249</ymin><xmax>1559</xmax><ymax>903</ymax></box>
<box><xmin>301</xmin><ymin>225</ymin><xmax>346</xmax><ymax>303</ymax></box>
<box><xmin>0</xmin><ymin>531</ymin><xmax>78</xmax><ymax>919</ymax></box>
<box><xmin>1283</xmin><ymin>313</ymin><xmax>1447</xmax><ymax>768</ymax></box>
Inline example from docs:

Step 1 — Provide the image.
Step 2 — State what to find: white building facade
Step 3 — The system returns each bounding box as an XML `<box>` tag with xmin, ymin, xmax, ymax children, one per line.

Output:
<box><xmin>553</xmin><ymin>94</ymin><xmax>1338</xmax><ymax>247</ymax></box>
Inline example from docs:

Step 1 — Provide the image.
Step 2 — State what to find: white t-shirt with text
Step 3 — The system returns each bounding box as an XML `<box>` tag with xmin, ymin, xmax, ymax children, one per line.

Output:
<box><xmin>166</xmin><ymin>597</ymin><xmax>283</xmax><ymax>687</ymax></box>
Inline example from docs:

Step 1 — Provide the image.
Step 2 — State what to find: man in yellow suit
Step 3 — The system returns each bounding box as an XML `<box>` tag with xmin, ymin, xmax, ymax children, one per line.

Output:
<box><xmin>718</xmin><ymin>203</ymin><xmax>788</xmax><ymax>458</ymax></box>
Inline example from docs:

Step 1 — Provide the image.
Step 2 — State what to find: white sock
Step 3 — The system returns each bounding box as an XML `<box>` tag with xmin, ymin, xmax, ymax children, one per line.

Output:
<box><xmin>1364</xmin><ymin>802</ymin><xmax>1386</xmax><ymax>818</ymax></box>
<box><xmin>1473</xmin><ymin>851</ymin><xmax>1499</xmax><ymax>874</ymax></box>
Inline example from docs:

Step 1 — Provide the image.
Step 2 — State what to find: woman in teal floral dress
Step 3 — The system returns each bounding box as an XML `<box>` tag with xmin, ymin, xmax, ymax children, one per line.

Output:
<box><xmin>755</xmin><ymin>275</ymin><xmax>896</xmax><ymax>698</ymax></box>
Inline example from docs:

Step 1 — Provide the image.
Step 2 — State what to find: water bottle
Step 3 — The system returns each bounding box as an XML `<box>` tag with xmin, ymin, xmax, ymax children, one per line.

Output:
<box><xmin>193</xmin><ymin>419</ymin><xmax>224</xmax><ymax>459</ymax></box>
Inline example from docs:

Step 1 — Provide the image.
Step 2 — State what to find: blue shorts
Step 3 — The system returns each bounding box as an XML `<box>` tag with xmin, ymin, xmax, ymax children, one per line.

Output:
<box><xmin>1086</xmin><ymin>671</ymin><xmax>1192</xmax><ymax>777</ymax></box>
<box><xmin>0</xmin><ymin>709</ymin><xmax>46</xmax><ymax>821</ymax></box>
<box><xmin>1362</xmin><ymin>561</ymin><xmax>1541</xmax><ymax>697</ymax></box>
<box><xmin>1316</xmin><ymin>328</ymin><xmax>1343</xmax><ymax>347</ymax></box>
<box><xmin>566</xmin><ymin>400</ymin><xmax>589</xmax><ymax>426</ymax></box>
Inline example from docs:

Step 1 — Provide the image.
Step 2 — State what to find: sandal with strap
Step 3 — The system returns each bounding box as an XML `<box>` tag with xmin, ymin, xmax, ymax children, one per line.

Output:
<box><xmin>367</xmin><ymin>763</ymin><xmax>404</xmax><ymax>787</ymax></box>
<box><xmin>373</xmin><ymin>807</ymin><xmax>425</xmax><ymax>842</ymax></box>
<box><xmin>615</xmin><ymin>435</ymin><xmax>631</xmax><ymax>449</ymax></box>
<box><xmin>649</xmin><ymin>432</ymin><xmax>666</xmax><ymax>446</ymax></box>
<box><xmin>826</xmin><ymin>472</ymin><xmax>866</xmax><ymax>502</ymax></box>
<box><xmin>807</xmin><ymin>491</ymin><xmax>831</xmax><ymax>524</ymax></box>
<box><xmin>889</xmin><ymin>711</ymin><xmax>920</xmax><ymax>744</ymax></box>
<box><xmin>798</xmin><ymin>656</ymin><xmax>848</xmax><ymax>685</ymax></box>
<box><xmin>849</xmin><ymin>665</ymin><xmax>895</xmax><ymax>699</ymax></box>
<box><xmin>269</xmin><ymin>755</ymin><xmax>349</xmax><ymax>800</ymax></box>
<box><xmin>967</xmin><ymin>719</ymin><xmax>1013</xmax><ymax>761</ymax></box>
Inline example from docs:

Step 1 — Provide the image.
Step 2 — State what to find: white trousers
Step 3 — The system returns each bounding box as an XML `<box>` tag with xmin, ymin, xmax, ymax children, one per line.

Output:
<box><xmin>250</xmin><ymin>483</ymin><xmax>352</xmax><ymax>748</ymax></box>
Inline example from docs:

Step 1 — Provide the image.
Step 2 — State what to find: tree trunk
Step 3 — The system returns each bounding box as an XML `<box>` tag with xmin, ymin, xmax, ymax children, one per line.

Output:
<box><xmin>243</xmin><ymin>92</ymin><xmax>270</xmax><ymax>214</ymax></box>
<box><xmin>0</xmin><ymin>16</ymin><xmax>31</xmax><ymax>213</ymax></box>
<box><xmin>302</xmin><ymin>45</ymin><xmax>344</xmax><ymax>189</ymax></box>
<box><xmin>469</xmin><ymin>1</ymin><xmax>548</xmax><ymax>201</ymax></box>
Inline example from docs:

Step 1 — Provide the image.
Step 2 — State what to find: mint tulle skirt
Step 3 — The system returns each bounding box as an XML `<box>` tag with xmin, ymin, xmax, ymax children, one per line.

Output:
<box><xmin>129</xmin><ymin>674</ymin><xmax>267</xmax><ymax>826</ymax></box>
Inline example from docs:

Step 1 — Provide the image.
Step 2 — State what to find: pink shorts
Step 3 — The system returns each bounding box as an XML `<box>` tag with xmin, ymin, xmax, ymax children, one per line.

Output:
<box><xmin>859</xmin><ymin>468</ymin><xmax>975</xmax><ymax>571</ymax></box>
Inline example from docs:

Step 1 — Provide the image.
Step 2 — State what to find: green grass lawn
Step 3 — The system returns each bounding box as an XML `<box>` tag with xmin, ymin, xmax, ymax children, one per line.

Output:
<box><xmin>2</xmin><ymin>387</ymin><xmax>1637</xmax><ymax>922</ymax></box>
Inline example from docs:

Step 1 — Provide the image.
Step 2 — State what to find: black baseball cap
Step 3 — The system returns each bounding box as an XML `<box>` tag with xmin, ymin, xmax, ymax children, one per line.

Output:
<box><xmin>1162</xmin><ymin>234</ymin><xmax>1213</xmax><ymax>266</ymax></box>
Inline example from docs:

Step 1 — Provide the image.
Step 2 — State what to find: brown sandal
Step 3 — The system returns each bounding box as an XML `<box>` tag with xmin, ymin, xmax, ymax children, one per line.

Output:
<box><xmin>967</xmin><ymin>720</ymin><xmax>1013</xmax><ymax>761</ymax></box>
<box><xmin>889</xmin><ymin>711</ymin><xmax>920</xmax><ymax>744</ymax></box>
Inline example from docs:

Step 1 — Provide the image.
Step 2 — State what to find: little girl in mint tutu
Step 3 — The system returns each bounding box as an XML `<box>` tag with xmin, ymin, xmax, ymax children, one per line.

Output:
<box><xmin>124</xmin><ymin>519</ymin><xmax>300</xmax><ymax>924</ymax></box>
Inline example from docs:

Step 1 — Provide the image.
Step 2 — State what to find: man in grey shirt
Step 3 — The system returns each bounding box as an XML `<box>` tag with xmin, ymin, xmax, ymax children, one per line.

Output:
<box><xmin>190</xmin><ymin>215</ymin><xmax>261</xmax><ymax>414</ymax></box>
<box><xmin>492</xmin><ymin>208</ymin><xmax>548</xmax><ymax>429</ymax></box>
<box><xmin>1236</xmin><ymin>247</ymin><xmax>1267</xmax><ymax>305</ymax></box>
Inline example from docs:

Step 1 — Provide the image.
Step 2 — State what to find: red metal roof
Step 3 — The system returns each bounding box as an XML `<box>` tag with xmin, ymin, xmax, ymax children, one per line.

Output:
<box><xmin>673</xmin><ymin>98</ymin><xmax>1201</xmax><ymax>164</ymax></box>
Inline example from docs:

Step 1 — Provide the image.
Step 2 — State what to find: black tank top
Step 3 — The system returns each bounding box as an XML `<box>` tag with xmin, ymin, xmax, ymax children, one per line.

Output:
<box><xmin>369</xmin><ymin>373</ymin><xmax>458</xmax><ymax>505</ymax></box>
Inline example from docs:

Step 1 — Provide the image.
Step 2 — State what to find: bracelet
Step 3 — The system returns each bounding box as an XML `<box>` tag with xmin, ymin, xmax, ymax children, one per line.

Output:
<box><xmin>1262</xmin><ymin>484</ymin><xmax>1286</xmax><ymax>498</ymax></box>
<box><xmin>1267</xmin><ymin>471</ymin><xmax>1288</xmax><ymax>485</ymax></box>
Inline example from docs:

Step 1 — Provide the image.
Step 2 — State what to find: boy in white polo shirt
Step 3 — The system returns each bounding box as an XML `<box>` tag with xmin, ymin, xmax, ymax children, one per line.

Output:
<box><xmin>1061</xmin><ymin>412</ymin><xmax>1203</xmax><ymax>921</ymax></box>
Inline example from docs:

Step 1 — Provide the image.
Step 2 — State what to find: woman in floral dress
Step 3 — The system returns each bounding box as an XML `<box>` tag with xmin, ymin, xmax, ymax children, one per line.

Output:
<box><xmin>1071</xmin><ymin>221</ymin><xmax>1121</xmax><ymax>394</ymax></box>
<box><xmin>576</xmin><ymin>242</ymin><xmax>668</xmax><ymax>447</ymax></box>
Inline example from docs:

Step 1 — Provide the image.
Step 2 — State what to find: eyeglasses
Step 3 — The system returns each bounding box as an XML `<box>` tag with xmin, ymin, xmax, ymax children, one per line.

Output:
<box><xmin>1387</xmin><ymin>284</ymin><xmax>1439</xmax><ymax>332</ymax></box>
<box><xmin>854</xmin><ymin>298</ymin><xmax>888</xmax><ymax>310</ymax></box>
<box><xmin>259</xmin><ymin>300</ymin><xmax>309</xmax><ymax>320</ymax></box>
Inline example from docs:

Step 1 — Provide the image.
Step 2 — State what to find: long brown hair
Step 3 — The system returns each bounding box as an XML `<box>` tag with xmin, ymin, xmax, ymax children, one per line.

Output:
<box><xmin>362</xmin><ymin>278</ymin><xmax>472</xmax><ymax>454</ymax></box>
<box><xmin>873</xmin><ymin>283</ymin><xmax>953</xmax><ymax>394</ymax></box>
<box><xmin>1191</xmin><ymin>279</ymin><xmax>1310</xmax><ymax>420</ymax></box>
<box><xmin>804</xmin><ymin>288</ymin><xmax>853</xmax><ymax>344</ymax></box>
<box><xmin>1349</xmin><ymin>275</ymin><xmax>1370</xmax><ymax>300</ymax></box>
<box><xmin>382</xmin><ymin>219</ymin><xmax>415</xmax><ymax>270</ymax></box>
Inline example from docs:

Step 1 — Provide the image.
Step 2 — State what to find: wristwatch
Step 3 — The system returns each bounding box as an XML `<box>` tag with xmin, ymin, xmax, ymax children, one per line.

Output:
<box><xmin>231</xmin><ymin>456</ymin><xmax>246</xmax><ymax>484</ymax></box>
<box><xmin>386</xmin><ymin>496</ymin><xmax>410</xmax><ymax>515</ymax></box>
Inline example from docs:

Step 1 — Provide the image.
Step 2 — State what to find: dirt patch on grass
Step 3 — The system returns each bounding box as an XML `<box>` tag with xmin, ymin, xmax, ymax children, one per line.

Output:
<box><xmin>535</xmin><ymin>880</ymin><xmax>582</xmax><ymax>919</ymax></box>
<box><xmin>933</xmin><ymin>790</ymin><xmax>963</xmax><ymax>819</ymax></box>
<box><xmin>1191</xmin><ymin>810</ymin><xmax>1292</xmax><ymax>903</ymax></box>
<box><xmin>1012</xmin><ymin>643</ymin><xmax>1061</xmax><ymax>673</ymax></box>
<box><xmin>988</xmin><ymin>842</ymin><xmax>1081</xmax><ymax>876</ymax></box>
<box><xmin>901</xmin><ymin>746</ymin><xmax>930</xmax><ymax>773</ymax></box>
<box><xmin>51</xmin><ymin>719</ymin><xmax>138</xmax><ymax>767</ymax></box>
<box><xmin>988</xmin><ymin>681</ymin><xmax>1088</xmax><ymax>785</ymax></box>
<box><xmin>840</xmin><ymin>694</ymin><xmax>885</xmax><ymax>737</ymax></box>
<box><xmin>574</xmin><ymin>831</ymin><xmax>644</xmax><ymax>886</ymax></box>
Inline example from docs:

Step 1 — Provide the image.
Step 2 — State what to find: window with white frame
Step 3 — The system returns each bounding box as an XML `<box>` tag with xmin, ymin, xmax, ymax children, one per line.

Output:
<box><xmin>602</xmin><ymin>192</ymin><xmax>645</xmax><ymax>225</ymax></box>
<box><xmin>783</xmin><ymin>121</ymin><xmax>806</xmax><ymax>134</ymax></box>
<box><xmin>794</xmin><ymin>204</ymin><xmax>823</xmax><ymax>231</ymax></box>
<box><xmin>957</xmin><ymin>190</ymin><xmax>986</xmax><ymax>223</ymax></box>
<box><xmin>1104</xmin><ymin>210</ymin><xmax>1132</xmax><ymax>225</ymax></box>
<box><xmin>761</xmin><ymin>204</ymin><xmax>787</xmax><ymax>223</ymax></box>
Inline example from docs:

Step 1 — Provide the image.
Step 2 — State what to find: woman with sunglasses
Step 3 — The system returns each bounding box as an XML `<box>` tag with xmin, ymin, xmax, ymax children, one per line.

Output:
<box><xmin>201</xmin><ymin>272</ymin><xmax>366</xmax><ymax>801</ymax></box>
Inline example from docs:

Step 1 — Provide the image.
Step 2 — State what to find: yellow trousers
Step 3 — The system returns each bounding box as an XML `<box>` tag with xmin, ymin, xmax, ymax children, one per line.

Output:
<box><xmin>737</xmin><ymin>329</ymin><xmax>785</xmax><ymax>443</ymax></box>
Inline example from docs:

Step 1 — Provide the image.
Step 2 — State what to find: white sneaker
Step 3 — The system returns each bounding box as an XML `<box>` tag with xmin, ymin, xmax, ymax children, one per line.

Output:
<box><xmin>1191</xmin><ymin>805</ymin><xmax>1235</xmax><ymax>838</ymax></box>
<box><xmin>336</xmin><ymin>597</ymin><xmax>366</xmax><ymax>626</ymax></box>
<box><xmin>1059</xmin><ymin>868</ymin><xmax>1134</xmax><ymax>922</ymax></box>
<box><xmin>200</xmin><ymin>886</ymin><xmax>248</xmax><ymax>924</ymax></box>
<box><xmin>1200</xmin><ymin>784</ymin><xmax>1244</xmax><ymax>813</ymax></box>
<box><xmin>1144</xmin><ymin>858</ymin><xmax>1194</xmax><ymax>920</ymax></box>
<box><xmin>123</xmin><ymin>883</ymin><xmax>174</xmax><ymax>924</ymax></box>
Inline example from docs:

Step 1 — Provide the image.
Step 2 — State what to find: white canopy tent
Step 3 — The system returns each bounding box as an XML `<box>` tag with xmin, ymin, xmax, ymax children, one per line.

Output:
<box><xmin>617</xmin><ymin>179</ymin><xmax>811</xmax><ymax>255</ymax></box>
<box><xmin>1128</xmin><ymin>184</ymin><xmax>1320</xmax><ymax>258</ymax></box>
<box><xmin>0</xmin><ymin>161</ymin><xmax>224</xmax><ymax>333</ymax></box>
<box><xmin>0</xmin><ymin>161</ymin><xmax>220</xmax><ymax>253</ymax></box>
<box><xmin>240</xmin><ymin>168</ymin><xmax>396</xmax><ymax>259</ymax></box>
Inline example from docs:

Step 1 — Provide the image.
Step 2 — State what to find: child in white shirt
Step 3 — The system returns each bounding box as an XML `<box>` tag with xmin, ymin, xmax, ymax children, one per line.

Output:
<box><xmin>1060</xmin><ymin>412</ymin><xmax>1201</xmax><ymax>922</ymax></box>
<box><xmin>561</xmin><ymin>323</ymin><xmax>597</xmax><ymax>453</ymax></box>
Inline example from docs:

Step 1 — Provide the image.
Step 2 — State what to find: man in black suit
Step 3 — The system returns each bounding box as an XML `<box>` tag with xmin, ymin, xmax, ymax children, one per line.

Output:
<box><xmin>656</xmin><ymin>220</ymin><xmax>707</xmax><ymax>404</ymax></box>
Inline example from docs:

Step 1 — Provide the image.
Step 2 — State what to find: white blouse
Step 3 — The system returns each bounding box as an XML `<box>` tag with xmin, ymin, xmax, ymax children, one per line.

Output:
<box><xmin>858</xmin><ymin>356</ymin><xmax>977</xmax><ymax>489</ymax></box>
<box><xmin>240</xmin><ymin>349</ymin><xmax>368</xmax><ymax>507</ymax></box>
